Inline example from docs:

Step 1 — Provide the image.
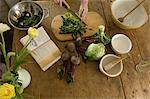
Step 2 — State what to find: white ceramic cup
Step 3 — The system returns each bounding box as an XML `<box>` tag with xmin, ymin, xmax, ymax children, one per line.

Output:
<box><xmin>99</xmin><ymin>54</ymin><xmax>123</xmax><ymax>77</ymax></box>
<box><xmin>18</xmin><ymin>68</ymin><xmax>31</xmax><ymax>89</ymax></box>
<box><xmin>111</xmin><ymin>34</ymin><xmax>132</xmax><ymax>54</ymax></box>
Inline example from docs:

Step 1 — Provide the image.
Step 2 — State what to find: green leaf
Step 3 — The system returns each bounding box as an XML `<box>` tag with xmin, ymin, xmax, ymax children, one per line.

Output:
<box><xmin>2</xmin><ymin>71</ymin><xmax>15</xmax><ymax>82</ymax></box>
<box><xmin>7</xmin><ymin>52</ymin><xmax>16</xmax><ymax>60</ymax></box>
<box><xmin>13</xmin><ymin>60</ymin><xmax>30</xmax><ymax>72</ymax></box>
<box><xmin>57</xmin><ymin>68</ymin><xmax>64</xmax><ymax>79</ymax></box>
<box><xmin>85</xmin><ymin>43</ymin><xmax>105</xmax><ymax>60</ymax></box>
<box><xmin>99</xmin><ymin>26</ymin><xmax>111</xmax><ymax>45</ymax></box>
<box><xmin>16</xmin><ymin>84</ymin><xmax>24</xmax><ymax>94</ymax></box>
<box><xmin>66</xmin><ymin>73</ymin><xmax>74</xmax><ymax>84</ymax></box>
<box><xmin>0</xmin><ymin>42</ymin><xmax>2</xmax><ymax>49</ymax></box>
<box><xmin>103</xmin><ymin>33</ymin><xmax>111</xmax><ymax>45</ymax></box>
<box><xmin>60</xmin><ymin>12</ymin><xmax>86</xmax><ymax>39</ymax></box>
<box><xmin>92</xmin><ymin>25</ymin><xmax>111</xmax><ymax>45</ymax></box>
<box><xmin>17</xmin><ymin>60</ymin><xmax>32</xmax><ymax>65</ymax></box>
<box><xmin>13</xmin><ymin>92</ymin><xmax>24</xmax><ymax>99</ymax></box>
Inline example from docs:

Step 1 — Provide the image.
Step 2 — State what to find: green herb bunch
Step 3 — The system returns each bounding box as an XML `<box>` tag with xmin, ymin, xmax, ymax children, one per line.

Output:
<box><xmin>60</xmin><ymin>12</ymin><xmax>87</xmax><ymax>39</ymax></box>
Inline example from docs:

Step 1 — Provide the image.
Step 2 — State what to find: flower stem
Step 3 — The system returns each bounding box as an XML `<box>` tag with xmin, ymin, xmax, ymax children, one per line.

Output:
<box><xmin>0</xmin><ymin>32</ymin><xmax>10</xmax><ymax>71</ymax></box>
<box><xmin>13</xmin><ymin>37</ymin><xmax>32</xmax><ymax>72</ymax></box>
<box><xmin>19</xmin><ymin>37</ymin><xmax>32</xmax><ymax>56</ymax></box>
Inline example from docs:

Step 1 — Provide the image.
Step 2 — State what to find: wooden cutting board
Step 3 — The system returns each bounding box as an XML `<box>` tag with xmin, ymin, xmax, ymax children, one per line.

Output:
<box><xmin>51</xmin><ymin>12</ymin><xmax>105</xmax><ymax>41</ymax></box>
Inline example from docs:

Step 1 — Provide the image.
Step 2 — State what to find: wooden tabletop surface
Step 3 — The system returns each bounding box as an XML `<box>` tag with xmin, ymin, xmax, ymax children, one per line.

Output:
<box><xmin>12</xmin><ymin>0</ymin><xmax>150</xmax><ymax>99</ymax></box>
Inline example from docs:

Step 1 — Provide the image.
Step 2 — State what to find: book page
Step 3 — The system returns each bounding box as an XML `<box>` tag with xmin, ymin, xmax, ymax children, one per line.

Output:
<box><xmin>31</xmin><ymin>40</ymin><xmax>61</xmax><ymax>71</ymax></box>
<box><xmin>20</xmin><ymin>27</ymin><xmax>50</xmax><ymax>51</ymax></box>
<box><xmin>20</xmin><ymin>27</ymin><xmax>61</xmax><ymax>71</ymax></box>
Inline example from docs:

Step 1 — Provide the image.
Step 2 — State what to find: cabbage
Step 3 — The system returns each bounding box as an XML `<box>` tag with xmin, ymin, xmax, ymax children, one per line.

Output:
<box><xmin>85</xmin><ymin>43</ymin><xmax>105</xmax><ymax>60</ymax></box>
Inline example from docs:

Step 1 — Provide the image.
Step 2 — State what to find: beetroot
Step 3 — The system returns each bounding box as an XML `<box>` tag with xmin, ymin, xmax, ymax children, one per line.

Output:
<box><xmin>61</xmin><ymin>51</ymin><xmax>70</xmax><ymax>61</ymax></box>
<box><xmin>66</xmin><ymin>43</ymin><xmax>76</xmax><ymax>52</ymax></box>
<box><xmin>57</xmin><ymin>42</ymin><xmax>80</xmax><ymax>84</ymax></box>
<box><xmin>71</xmin><ymin>56</ymin><xmax>80</xmax><ymax>65</ymax></box>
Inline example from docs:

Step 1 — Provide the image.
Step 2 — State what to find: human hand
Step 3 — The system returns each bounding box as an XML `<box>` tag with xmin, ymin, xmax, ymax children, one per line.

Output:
<box><xmin>79</xmin><ymin>0</ymin><xmax>88</xmax><ymax>20</ymax></box>
<box><xmin>54</xmin><ymin>0</ymin><xmax>70</xmax><ymax>8</ymax></box>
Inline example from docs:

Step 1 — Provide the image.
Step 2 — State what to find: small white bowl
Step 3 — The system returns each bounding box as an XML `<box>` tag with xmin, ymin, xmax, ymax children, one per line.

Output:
<box><xmin>99</xmin><ymin>54</ymin><xmax>123</xmax><ymax>77</ymax></box>
<box><xmin>111</xmin><ymin>34</ymin><xmax>132</xmax><ymax>54</ymax></box>
<box><xmin>18</xmin><ymin>68</ymin><xmax>31</xmax><ymax>89</ymax></box>
<box><xmin>111</xmin><ymin>0</ymin><xmax>148</xmax><ymax>29</ymax></box>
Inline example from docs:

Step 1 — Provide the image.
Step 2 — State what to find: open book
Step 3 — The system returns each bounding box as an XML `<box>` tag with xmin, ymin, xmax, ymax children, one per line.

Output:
<box><xmin>20</xmin><ymin>27</ymin><xmax>61</xmax><ymax>71</ymax></box>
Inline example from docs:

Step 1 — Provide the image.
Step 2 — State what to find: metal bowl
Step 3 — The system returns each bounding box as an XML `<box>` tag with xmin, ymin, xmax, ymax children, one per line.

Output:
<box><xmin>8</xmin><ymin>1</ymin><xmax>44</xmax><ymax>30</ymax></box>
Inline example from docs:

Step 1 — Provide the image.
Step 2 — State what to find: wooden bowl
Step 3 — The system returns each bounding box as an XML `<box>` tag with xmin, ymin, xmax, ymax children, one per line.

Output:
<box><xmin>111</xmin><ymin>0</ymin><xmax>148</xmax><ymax>29</ymax></box>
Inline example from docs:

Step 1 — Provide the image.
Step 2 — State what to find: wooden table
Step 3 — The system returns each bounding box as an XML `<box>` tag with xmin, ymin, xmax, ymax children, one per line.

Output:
<box><xmin>12</xmin><ymin>0</ymin><xmax>150</xmax><ymax>99</ymax></box>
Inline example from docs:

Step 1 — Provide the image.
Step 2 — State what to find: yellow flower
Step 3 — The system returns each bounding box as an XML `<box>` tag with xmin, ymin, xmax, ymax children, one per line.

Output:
<box><xmin>0</xmin><ymin>83</ymin><xmax>16</xmax><ymax>99</ymax></box>
<box><xmin>28</xmin><ymin>27</ymin><xmax>39</xmax><ymax>38</ymax></box>
<box><xmin>0</xmin><ymin>23</ymin><xmax>11</xmax><ymax>33</ymax></box>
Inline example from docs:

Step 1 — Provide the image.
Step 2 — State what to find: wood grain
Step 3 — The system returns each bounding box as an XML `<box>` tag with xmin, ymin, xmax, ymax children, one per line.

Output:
<box><xmin>101</xmin><ymin>0</ymin><xmax>150</xmax><ymax>99</ymax></box>
<box><xmin>12</xmin><ymin>0</ymin><xmax>150</xmax><ymax>99</ymax></box>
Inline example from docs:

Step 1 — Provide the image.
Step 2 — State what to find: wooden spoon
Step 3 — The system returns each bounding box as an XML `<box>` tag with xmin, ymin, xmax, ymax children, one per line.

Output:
<box><xmin>103</xmin><ymin>56</ymin><xmax>127</xmax><ymax>72</ymax></box>
<box><xmin>118</xmin><ymin>0</ymin><xmax>146</xmax><ymax>22</ymax></box>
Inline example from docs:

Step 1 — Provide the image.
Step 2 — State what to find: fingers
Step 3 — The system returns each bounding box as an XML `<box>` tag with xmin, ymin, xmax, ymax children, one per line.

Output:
<box><xmin>59</xmin><ymin>0</ymin><xmax>63</xmax><ymax>7</ymax></box>
<box><xmin>63</xmin><ymin>0</ymin><xmax>70</xmax><ymax>8</ymax></box>
<box><xmin>54</xmin><ymin>0</ymin><xmax>59</xmax><ymax>3</ymax></box>
<box><xmin>54</xmin><ymin>0</ymin><xmax>60</xmax><ymax>3</ymax></box>
<box><xmin>79</xmin><ymin>6</ymin><xmax>83</xmax><ymax>18</ymax></box>
<box><xmin>57</xmin><ymin>0</ymin><xmax>60</xmax><ymax>3</ymax></box>
<box><xmin>79</xmin><ymin>0</ymin><xmax>88</xmax><ymax>20</ymax></box>
<box><xmin>54</xmin><ymin>0</ymin><xmax>70</xmax><ymax>8</ymax></box>
<box><xmin>79</xmin><ymin>5</ymin><xmax>88</xmax><ymax>20</ymax></box>
<box><xmin>81</xmin><ymin>8</ymin><xmax>88</xmax><ymax>20</ymax></box>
